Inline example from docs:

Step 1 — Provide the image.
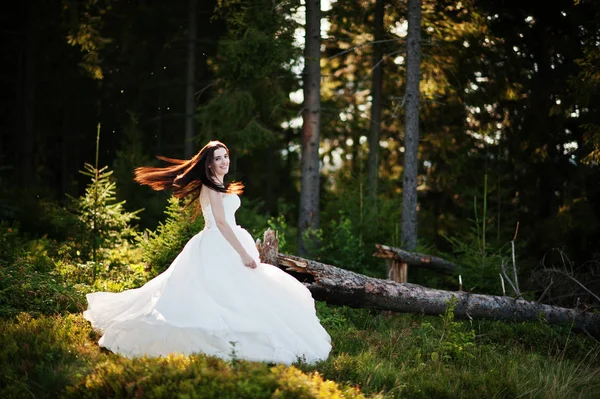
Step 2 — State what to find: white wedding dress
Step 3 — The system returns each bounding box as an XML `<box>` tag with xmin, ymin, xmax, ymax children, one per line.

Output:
<box><xmin>84</xmin><ymin>194</ymin><xmax>331</xmax><ymax>364</ymax></box>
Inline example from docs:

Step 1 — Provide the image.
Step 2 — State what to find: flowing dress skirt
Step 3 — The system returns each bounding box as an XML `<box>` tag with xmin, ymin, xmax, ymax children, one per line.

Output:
<box><xmin>84</xmin><ymin>225</ymin><xmax>331</xmax><ymax>365</ymax></box>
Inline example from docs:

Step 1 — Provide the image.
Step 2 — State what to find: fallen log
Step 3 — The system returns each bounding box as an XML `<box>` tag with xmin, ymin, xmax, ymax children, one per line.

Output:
<box><xmin>373</xmin><ymin>244</ymin><xmax>456</xmax><ymax>273</ymax></box>
<box><xmin>256</xmin><ymin>230</ymin><xmax>600</xmax><ymax>338</ymax></box>
<box><xmin>280</xmin><ymin>253</ymin><xmax>600</xmax><ymax>337</ymax></box>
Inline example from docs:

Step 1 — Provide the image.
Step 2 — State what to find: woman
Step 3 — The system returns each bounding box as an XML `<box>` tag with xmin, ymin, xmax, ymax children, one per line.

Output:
<box><xmin>83</xmin><ymin>141</ymin><xmax>331</xmax><ymax>365</ymax></box>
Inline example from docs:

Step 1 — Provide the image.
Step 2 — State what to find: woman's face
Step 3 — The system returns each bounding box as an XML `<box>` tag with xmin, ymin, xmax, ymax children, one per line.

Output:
<box><xmin>210</xmin><ymin>147</ymin><xmax>229</xmax><ymax>179</ymax></box>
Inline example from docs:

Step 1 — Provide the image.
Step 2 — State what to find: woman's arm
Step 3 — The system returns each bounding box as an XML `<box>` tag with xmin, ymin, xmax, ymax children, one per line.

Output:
<box><xmin>206</xmin><ymin>188</ymin><xmax>257</xmax><ymax>269</ymax></box>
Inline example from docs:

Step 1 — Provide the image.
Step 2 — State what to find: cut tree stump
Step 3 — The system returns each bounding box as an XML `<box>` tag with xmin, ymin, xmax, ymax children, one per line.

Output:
<box><xmin>257</xmin><ymin>229</ymin><xmax>600</xmax><ymax>338</ymax></box>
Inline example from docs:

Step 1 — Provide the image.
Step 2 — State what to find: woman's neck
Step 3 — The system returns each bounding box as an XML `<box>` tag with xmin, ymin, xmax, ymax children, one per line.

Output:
<box><xmin>212</xmin><ymin>177</ymin><xmax>224</xmax><ymax>187</ymax></box>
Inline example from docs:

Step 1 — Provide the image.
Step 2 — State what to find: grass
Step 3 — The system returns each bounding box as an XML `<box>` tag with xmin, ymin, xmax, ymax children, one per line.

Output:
<box><xmin>302</xmin><ymin>304</ymin><xmax>600</xmax><ymax>399</ymax></box>
<box><xmin>1</xmin><ymin>229</ymin><xmax>599</xmax><ymax>398</ymax></box>
<box><xmin>2</xmin><ymin>304</ymin><xmax>598</xmax><ymax>398</ymax></box>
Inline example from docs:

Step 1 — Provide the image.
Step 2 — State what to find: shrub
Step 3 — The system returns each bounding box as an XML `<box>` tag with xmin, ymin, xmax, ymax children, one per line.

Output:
<box><xmin>0</xmin><ymin>313</ymin><xmax>106</xmax><ymax>399</ymax></box>
<box><xmin>0</xmin><ymin>237</ymin><xmax>85</xmax><ymax>318</ymax></box>
<box><xmin>320</xmin><ymin>214</ymin><xmax>366</xmax><ymax>273</ymax></box>
<box><xmin>137</xmin><ymin>197</ymin><xmax>205</xmax><ymax>274</ymax></box>
<box><xmin>0</xmin><ymin>221</ymin><xmax>24</xmax><ymax>266</ymax></box>
<box><xmin>66</xmin><ymin>355</ymin><xmax>368</xmax><ymax>399</ymax></box>
<box><xmin>1</xmin><ymin>313</ymin><xmax>369</xmax><ymax>399</ymax></box>
<box><xmin>68</xmin><ymin>162</ymin><xmax>142</xmax><ymax>264</ymax></box>
<box><xmin>55</xmin><ymin>243</ymin><xmax>151</xmax><ymax>293</ymax></box>
<box><xmin>66</xmin><ymin>355</ymin><xmax>367</xmax><ymax>399</ymax></box>
<box><xmin>295</xmin><ymin>215</ymin><xmax>366</xmax><ymax>273</ymax></box>
<box><xmin>420</xmin><ymin>298</ymin><xmax>476</xmax><ymax>362</ymax></box>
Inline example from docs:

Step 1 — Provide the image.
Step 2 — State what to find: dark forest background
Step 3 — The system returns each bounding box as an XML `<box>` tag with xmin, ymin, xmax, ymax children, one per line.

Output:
<box><xmin>2</xmin><ymin>0</ymin><xmax>600</xmax><ymax>303</ymax></box>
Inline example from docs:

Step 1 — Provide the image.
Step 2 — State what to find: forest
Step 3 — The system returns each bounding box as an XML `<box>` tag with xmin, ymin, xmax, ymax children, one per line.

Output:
<box><xmin>1</xmin><ymin>0</ymin><xmax>600</xmax><ymax>397</ymax></box>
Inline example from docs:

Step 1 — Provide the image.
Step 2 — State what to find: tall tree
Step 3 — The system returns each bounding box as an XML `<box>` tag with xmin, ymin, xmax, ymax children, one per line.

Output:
<box><xmin>18</xmin><ymin>0</ymin><xmax>39</xmax><ymax>187</ymax></box>
<box><xmin>195</xmin><ymin>0</ymin><xmax>300</xmax><ymax>215</ymax></box>
<box><xmin>184</xmin><ymin>0</ymin><xmax>197</xmax><ymax>159</ymax></box>
<box><xmin>298</xmin><ymin>0</ymin><xmax>322</xmax><ymax>255</ymax></box>
<box><xmin>367</xmin><ymin>0</ymin><xmax>385</xmax><ymax>203</ymax></box>
<box><xmin>401</xmin><ymin>0</ymin><xmax>422</xmax><ymax>250</ymax></box>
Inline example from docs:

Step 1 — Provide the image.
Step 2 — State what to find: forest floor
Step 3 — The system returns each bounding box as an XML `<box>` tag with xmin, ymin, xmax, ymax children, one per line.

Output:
<box><xmin>1</xmin><ymin>229</ymin><xmax>599</xmax><ymax>398</ymax></box>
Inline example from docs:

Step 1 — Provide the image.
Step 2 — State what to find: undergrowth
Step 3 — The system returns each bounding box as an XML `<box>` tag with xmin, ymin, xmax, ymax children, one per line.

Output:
<box><xmin>1</xmin><ymin>245</ymin><xmax>599</xmax><ymax>398</ymax></box>
<box><xmin>309</xmin><ymin>304</ymin><xmax>600</xmax><ymax>399</ymax></box>
<box><xmin>1</xmin><ymin>168</ymin><xmax>599</xmax><ymax>398</ymax></box>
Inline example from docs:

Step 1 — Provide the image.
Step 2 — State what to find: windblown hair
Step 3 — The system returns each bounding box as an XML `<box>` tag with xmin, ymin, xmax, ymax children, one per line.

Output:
<box><xmin>134</xmin><ymin>141</ymin><xmax>243</xmax><ymax>211</ymax></box>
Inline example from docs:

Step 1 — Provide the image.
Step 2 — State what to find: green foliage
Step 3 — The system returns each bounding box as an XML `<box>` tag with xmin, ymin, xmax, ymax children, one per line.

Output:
<box><xmin>442</xmin><ymin>226</ymin><xmax>511</xmax><ymax>295</ymax></box>
<box><xmin>234</xmin><ymin>196</ymin><xmax>270</xmax><ymax>238</ymax></box>
<box><xmin>318</xmin><ymin>215</ymin><xmax>366</xmax><ymax>273</ymax></box>
<box><xmin>66</xmin><ymin>355</ymin><xmax>367</xmax><ymax>399</ymax></box>
<box><xmin>2</xmin><ymin>243</ymin><xmax>599</xmax><ymax>399</ymax></box>
<box><xmin>0</xmin><ymin>313</ymin><xmax>108</xmax><ymax>399</ymax></box>
<box><xmin>36</xmin><ymin>199</ymin><xmax>86</xmax><ymax>241</ymax></box>
<box><xmin>0</xmin><ymin>238</ymin><xmax>85</xmax><ymax>318</ymax></box>
<box><xmin>297</xmin><ymin>179</ymin><xmax>400</xmax><ymax>274</ymax></box>
<box><xmin>0</xmin><ymin>184</ymin><xmax>83</xmax><ymax>242</ymax></box>
<box><xmin>197</xmin><ymin>0</ymin><xmax>300</xmax><ymax>152</ymax></box>
<box><xmin>137</xmin><ymin>197</ymin><xmax>204</xmax><ymax>274</ymax></box>
<box><xmin>198</xmin><ymin>88</ymin><xmax>279</xmax><ymax>152</ymax></box>
<box><xmin>266</xmin><ymin>214</ymin><xmax>293</xmax><ymax>253</ymax></box>
<box><xmin>55</xmin><ymin>243</ymin><xmax>151</xmax><ymax>293</ymax></box>
<box><xmin>69</xmin><ymin>162</ymin><xmax>142</xmax><ymax>260</ymax></box>
<box><xmin>0</xmin><ymin>221</ymin><xmax>24</xmax><ymax>266</ymax></box>
<box><xmin>421</xmin><ymin>298</ymin><xmax>476</xmax><ymax>362</ymax></box>
<box><xmin>1</xmin><ymin>313</ymin><xmax>367</xmax><ymax>399</ymax></box>
<box><xmin>441</xmin><ymin>183</ymin><xmax>521</xmax><ymax>295</ymax></box>
<box><xmin>318</xmin><ymin>178</ymin><xmax>407</xmax><ymax>278</ymax></box>
<box><xmin>64</xmin><ymin>0</ymin><xmax>113</xmax><ymax>80</ymax></box>
<box><xmin>215</xmin><ymin>0</ymin><xmax>299</xmax><ymax>81</ymax></box>
<box><xmin>112</xmin><ymin>113</ymin><xmax>168</xmax><ymax>230</ymax></box>
<box><xmin>303</xmin><ymin>305</ymin><xmax>600</xmax><ymax>399</ymax></box>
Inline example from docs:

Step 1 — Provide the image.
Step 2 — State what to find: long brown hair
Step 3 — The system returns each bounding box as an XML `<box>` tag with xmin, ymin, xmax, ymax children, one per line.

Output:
<box><xmin>134</xmin><ymin>141</ymin><xmax>243</xmax><ymax>211</ymax></box>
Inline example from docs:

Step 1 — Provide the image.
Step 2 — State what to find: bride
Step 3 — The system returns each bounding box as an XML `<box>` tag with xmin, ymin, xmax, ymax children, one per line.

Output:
<box><xmin>83</xmin><ymin>141</ymin><xmax>331</xmax><ymax>365</ymax></box>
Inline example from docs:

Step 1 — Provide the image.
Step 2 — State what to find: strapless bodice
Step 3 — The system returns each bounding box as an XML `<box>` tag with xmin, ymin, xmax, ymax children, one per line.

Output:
<box><xmin>201</xmin><ymin>194</ymin><xmax>240</xmax><ymax>229</ymax></box>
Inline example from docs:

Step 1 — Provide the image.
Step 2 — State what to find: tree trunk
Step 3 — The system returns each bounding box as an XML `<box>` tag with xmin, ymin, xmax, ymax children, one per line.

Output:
<box><xmin>61</xmin><ymin>102</ymin><xmax>71</xmax><ymax>200</ymax></box>
<box><xmin>298</xmin><ymin>0</ymin><xmax>321</xmax><ymax>256</ymax></box>
<box><xmin>255</xmin><ymin>232</ymin><xmax>599</xmax><ymax>336</ymax></box>
<box><xmin>184</xmin><ymin>0</ymin><xmax>197</xmax><ymax>159</ymax></box>
<box><xmin>265</xmin><ymin>249</ymin><xmax>600</xmax><ymax>337</ymax></box>
<box><xmin>401</xmin><ymin>0</ymin><xmax>422</xmax><ymax>251</ymax></box>
<box><xmin>19</xmin><ymin>0</ymin><xmax>38</xmax><ymax>187</ymax></box>
<box><xmin>367</xmin><ymin>0</ymin><xmax>384</xmax><ymax>203</ymax></box>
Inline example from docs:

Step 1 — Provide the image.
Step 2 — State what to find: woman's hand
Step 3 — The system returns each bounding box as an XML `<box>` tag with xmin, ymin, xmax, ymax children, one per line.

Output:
<box><xmin>241</xmin><ymin>252</ymin><xmax>257</xmax><ymax>269</ymax></box>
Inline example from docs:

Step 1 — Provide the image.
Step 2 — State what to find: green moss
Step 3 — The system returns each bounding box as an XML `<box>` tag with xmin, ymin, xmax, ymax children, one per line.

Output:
<box><xmin>0</xmin><ymin>313</ymin><xmax>107</xmax><ymax>399</ymax></box>
<box><xmin>0</xmin><ymin>313</ymin><xmax>369</xmax><ymax>399</ymax></box>
<box><xmin>67</xmin><ymin>357</ymin><xmax>368</xmax><ymax>399</ymax></box>
<box><xmin>0</xmin><ymin>254</ymin><xmax>86</xmax><ymax>318</ymax></box>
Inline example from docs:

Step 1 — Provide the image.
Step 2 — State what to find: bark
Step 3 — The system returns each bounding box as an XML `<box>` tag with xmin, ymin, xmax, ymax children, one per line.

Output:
<box><xmin>61</xmin><ymin>103</ymin><xmax>71</xmax><ymax>199</ymax></box>
<box><xmin>374</xmin><ymin>244</ymin><xmax>456</xmax><ymax>273</ymax></box>
<box><xmin>401</xmin><ymin>0</ymin><xmax>422</xmax><ymax>250</ymax></box>
<box><xmin>298</xmin><ymin>0</ymin><xmax>321</xmax><ymax>256</ymax></box>
<box><xmin>367</xmin><ymin>0</ymin><xmax>384</xmax><ymax>203</ymax></box>
<box><xmin>19</xmin><ymin>0</ymin><xmax>38</xmax><ymax>187</ymax></box>
<box><xmin>184</xmin><ymin>0</ymin><xmax>197</xmax><ymax>159</ymax></box>
<box><xmin>255</xmin><ymin>231</ymin><xmax>600</xmax><ymax>337</ymax></box>
<box><xmin>276</xmin><ymin>252</ymin><xmax>600</xmax><ymax>338</ymax></box>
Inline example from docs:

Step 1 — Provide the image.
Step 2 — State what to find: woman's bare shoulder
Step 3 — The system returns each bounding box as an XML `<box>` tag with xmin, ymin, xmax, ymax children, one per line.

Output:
<box><xmin>199</xmin><ymin>186</ymin><xmax>212</xmax><ymax>207</ymax></box>
<box><xmin>201</xmin><ymin>185</ymin><xmax>225</xmax><ymax>204</ymax></box>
